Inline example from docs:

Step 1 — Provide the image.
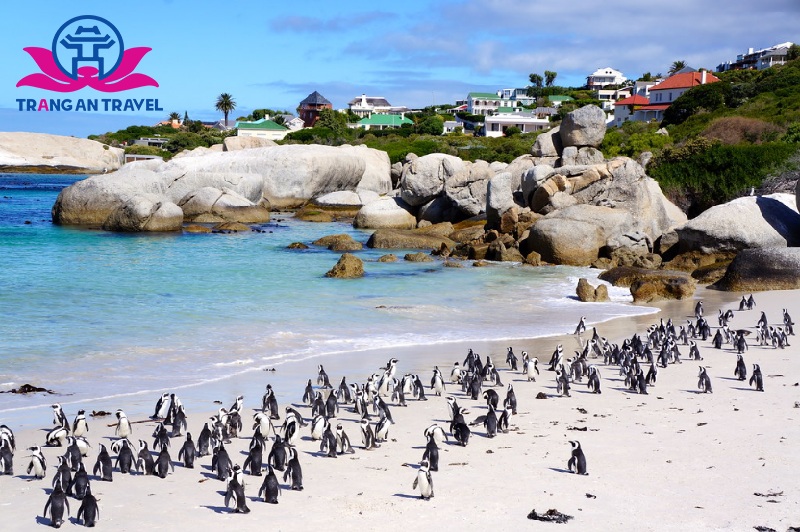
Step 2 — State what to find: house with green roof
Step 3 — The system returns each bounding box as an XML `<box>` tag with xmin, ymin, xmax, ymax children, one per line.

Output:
<box><xmin>357</xmin><ymin>114</ymin><xmax>413</xmax><ymax>131</ymax></box>
<box><xmin>467</xmin><ymin>88</ymin><xmax>533</xmax><ymax>115</ymax></box>
<box><xmin>235</xmin><ymin>118</ymin><xmax>290</xmax><ymax>141</ymax></box>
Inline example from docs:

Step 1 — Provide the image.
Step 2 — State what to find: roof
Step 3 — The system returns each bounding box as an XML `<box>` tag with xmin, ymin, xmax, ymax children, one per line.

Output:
<box><xmin>497</xmin><ymin>107</ymin><xmax>516</xmax><ymax>113</ymax></box>
<box><xmin>615</xmin><ymin>95</ymin><xmax>650</xmax><ymax>106</ymax></box>
<box><xmin>637</xmin><ymin>104</ymin><xmax>670</xmax><ymax>111</ymax></box>
<box><xmin>651</xmin><ymin>71</ymin><xmax>721</xmax><ymax>91</ymax></box>
<box><xmin>358</xmin><ymin>114</ymin><xmax>413</xmax><ymax>127</ymax></box>
<box><xmin>348</xmin><ymin>96</ymin><xmax>392</xmax><ymax>107</ymax></box>
<box><xmin>234</xmin><ymin>118</ymin><xmax>288</xmax><ymax>131</ymax></box>
<box><xmin>299</xmin><ymin>91</ymin><xmax>332</xmax><ymax>106</ymax></box>
<box><xmin>469</xmin><ymin>92</ymin><xmax>501</xmax><ymax>99</ymax></box>
<box><xmin>547</xmin><ymin>95</ymin><xmax>574</xmax><ymax>102</ymax></box>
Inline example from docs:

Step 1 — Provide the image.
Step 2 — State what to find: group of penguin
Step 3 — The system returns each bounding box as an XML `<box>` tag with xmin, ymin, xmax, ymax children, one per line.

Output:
<box><xmin>2</xmin><ymin>294</ymin><xmax>792</xmax><ymax>524</ymax></box>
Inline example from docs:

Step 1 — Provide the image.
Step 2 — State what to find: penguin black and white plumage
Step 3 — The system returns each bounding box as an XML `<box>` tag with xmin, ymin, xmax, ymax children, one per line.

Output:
<box><xmin>450</xmin><ymin>363</ymin><xmax>463</xmax><ymax>384</ymax></box>
<box><xmin>556</xmin><ymin>369</ymin><xmax>571</xmax><ymax>397</ymax></box>
<box><xmin>749</xmin><ymin>363</ymin><xmax>764</xmax><ymax>392</ymax></box>
<box><xmin>523</xmin><ymin>352</ymin><xmax>539</xmax><ymax>382</ymax></box>
<box><xmin>53</xmin><ymin>456</ymin><xmax>72</xmax><ymax>496</ymax></box>
<box><xmin>587</xmin><ymin>366</ymin><xmax>602</xmax><ymax>394</ymax></box>
<box><xmin>734</xmin><ymin>355</ymin><xmax>747</xmax><ymax>381</ymax></box>
<box><xmin>757</xmin><ymin>311</ymin><xmax>768</xmax><ymax>329</ymax></box>
<box><xmin>694</xmin><ymin>300</ymin><xmax>703</xmax><ymax>319</ymax></box>
<box><xmin>92</xmin><ymin>444</ymin><xmax>112</xmax><ymax>482</ymax></box>
<box><xmin>65</xmin><ymin>437</ymin><xmax>83</xmax><ymax>472</ymax></box>
<box><xmin>197</xmin><ymin>423</ymin><xmax>212</xmax><ymax>457</ymax></box>
<box><xmin>325</xmin><ymin>391</ymin><xmax>339</xmax><ymax>418</ymax></box>
<box><xmin>27</xmin><ymin>446</ymin><xmax>47</xmax><ymax>479</ymax></box>
<box><xmin>170</xmin><ymin>404</ymin><xmax>187</xmax><ymax>438</ymax></box>
<box><xmin>548</xmin><ymin>345</ymin><xmax>563</xmax><ymax>371</ymax></box>
<box><xmin>155</xmin><ymin>447</ymin><xmax>173</xmax><ymax>479</ymax></box>
<box><xmin>261</xmin><ymin>384</ymin><xmax>280</xmax><ymax>419</ymax></box>
<box><xmin>317</xmin><ymin>365</ymin><xmax>332</xmax><ymax>388</ymax></box>
<box><xmin>69</xmin><ymin>462</ymin><xmax>90</xmax><ymax>500</ymax></box>
<box><xmin>243</xmin><ymin>439</ymin><xmax>264</xmax><ymax>474</ymax></box>
<box><xmin>689</xmin><ymin>340</ymin><xmax>703</xmax><ymax>360</ymax></box>
<box><xmin>645</xmin><ymin>363</ymin><xmax>658</xmax><ymax>385</ymax></box>
<box><xmin>413</xmin><ymin>460</ymin><xmax>434</xmax><ymax>500</ymax></box>
<box><xmin>175</xmin><ymin>432</ymin><xmax>196</xmax><ymax>469</ymax></box>
<box><xmin>224</xmin><ymin>465</ymin><xmax>250</xmax><ymax>513</ymax></box>
<box><xmin>72</xmin><ymin>410</ymin><xmax>89</xmax><ymax>438</ymax></box>
<box><xmin>152</xmin><ymin>422</ymin><xmax>170</xmax><ymax>451</ymax></box>
<box><xmin>46</xmin><ymin>426</ymin><xmax>69</xmax><ymax>447</ymax></box>
<box><xmin>506</xmin><ymin>347</ymin><xmax>518</xmax><ymax>371</ymax></box>
<box><xmin>211</xmin><ymin>443</ymin><xmax>232</xmax><ymax>481</ymax></box>
<box><xmin>52</xmin><ymin>403</ymin><xmax>69</xmax><ymax>430</ymax></box>
<box><xmin>504</xmin><ymin>384</ymin><xmax>518</xmax><ymax>414</ymax></box>
<box><xmin>76</xmin><ymin>483</ymin><xmax>100</xmax><ymax>527</ymax></box>
<box><xmin>319</xmin><ymin>422</ymin><xmax>338</xmax><ymax>458</ymax></box>
<box><xmin>335</xmin><ymin>423</ymin><xmax>354</xmax><ymax>455</ymax></box>
<box><xmin>258</xmin><ymin>464</ymin><xmax>281</xmax><ymax>504</ymax></box>
<box><xmin>423</xmin><ymin>424</ymin><xmax>448</xmax><ymax>447</ymax></box>
<box><xmin>0</xmin><ymin>438</ymin><xmax>13</xmax><ymax>475</ymax></box>
<box><xmin>567</xmin><ymin>440</ymin><xmax>588</xmax><ymax>475</ymax></box>
<box><xmin>43</xmin><ymin>478</ymin><xmax>70</xmax><ymax>528</ymax></box>
<box><xmin>335</xmin><ymin>377</ymin><xmax>352</xmax><ymax>404</ymax></box>
<box><xmin>497</xmin><ymin>405</ymin><xmax>513</xmax><ymax>433</ymax></box>
<box><xmin>115</xmin><ymin>439</ymin><xmax>136</xmax><ymax>475</ymax></box>
<box><xmin>136</xmin><ymin>440</ymin><xmax>155</xmax><ymax>475</ymax></box>
<box><xmin>431</xmin><ymin>366</ymin><xmax>446</xmax><ymax>396</ymax></box>
<box><xmin>374</xmin><ymin>395</ymin><xmax>394</xmax><ymax>424</ymax></box>
<box><xmin>452</xmin><ymin>420</ymin><xmax>470</xmax><ymax>447</ymax></box>
<box><xmin>268</xmin><ymin>435</ymin><xmax>287</xmax><ymax>471</ymax></box>
<box><xmin>375</xmin><ymin>416</ymin><xmax>390</xmax><ymax>443</ymax></box>
<box><xmin>0</xmin><ymin>424</ymin><xmax>15</xmax><ymax>452</ymax></box>
<box><xmin>283</xmin><ymin>446</ymin><xmax>303</xmax><ymax>490</ymax></box>
<box><xmin>422</xmin><ymin>435</ymin><xmax>439</xmax><ymax>472</ymax></box>
<box><xmin>114</xmin><ymin>410</ymin><xmax>132</xmax><ymax>439</ymax></box>
<box><xmin>152</xmin><ymin>392</ymin><xmax>171</xmax><ymax>420</ymax></box>
<box><xmin>483</xmin><ymin>404</ymin><xmax>498</xmax><ymax>438</ymax></box>
<box><xmin>574</xmin><ymin>316</ymin><xmax>587</xmax><ymax>335</ymax></box>
<box><xmin>483</xmin><ymin>389</ymin><xmax>499</xmax><ymax>410</ymax></box>
<box><xmin>282</xmin><ymin>414</ymin><xmax>299</xmax><ymax>447</ymax></box>
<box><xmin>360</xmin><ymin>418</ymin><xmax>379</xmax><ymax>450</ymax></box>
<box><xmin>302</xmin><ymin>379</ymin><xmax>314</xmax><ymax>405</ymax></box>
<box><xmin>697</xmin><ymin>366</ymin><xmax>713</xmax><ymax>393</ymax></box>
<box><xmin>310</xmin><ymin>414</ymin><xmax>327</xmax><ymax>441</ymax></box>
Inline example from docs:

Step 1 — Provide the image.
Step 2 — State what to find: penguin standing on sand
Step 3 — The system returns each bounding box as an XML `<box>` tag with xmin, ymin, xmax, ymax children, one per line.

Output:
<box><xmin>93</xmin><ymin>444</ymin><xmax>113</xmax><ymax>481</ymax></box>
<box><xmin>360</xmin><ymin>418</ymin><xmax>379</xmax><ymax>450</ymax></box>
<box><xmin>317</xmin><ymin>365</ymin><xmax>332</xmax><ymax>388</ymax></box>
<box><xmin>155</xmin><ymin>446</ymin><xmax>173</xmax><ymax>479</ymax></box>
<box><xmin>152</xmin><ymin>392</ymin><xmax>171</xmax><ymax>420</ymax></box>
<box><xmin>197</xmin><ymin>423</ymin><xmax>212</xmax><ymax>457</ymax></box>
<box><xmin>243</xmin><ymin>439</ymin><xmax>264</xmax><ymax>474</ymax></box>
<box><xmin>422</xmin><ymin>434</ymin><xmax>439</xmax><ymax>471</ymax></box>
<box><xmin>258</xmin><ymin>464</ymin><xmax>281</xmax><ymax>504</ymax></box>
<box><xmin>52</xmin><ymin>404</ymin><xmax>69</xmax><ymax>429</ymax></box>
<box><xmin>261</xmin><ymin>385</ymin><xmax>280</xmax><ymax>419</ymax></box>
<box><xmin>734</xmin><ymin>355</ymin><xmax>747</xmax><ymax>381</ymax></box>
<box><xmin>504</xmin><ymin>384</ymin><xmax>518</xmax><ymax>414</ymax></box>
<box><xmin>268</xmin><ymin>435</ymin><xmax>288</xmax><ymax>471</ymax></box>
<box><xmin>567</xmin><ymin>441</ymin><xmax>588</xmax><ymax>475</ymax></box>
<box><xmin>283</xmin><ymin>447</ymin><xmax>303</xmax><ymax>490</ymax></box>
<box><xmin>750</xmin><ymin>364</ymin><xmax>764</xmax><ymax>391</ymax></box>
<box><xmin>211</xmin><ymin>443</ymin><xmax>232</xmax><ymax>480</ymax></box>
<box><xmin>224</xmin><ymin>465</ymin><xmax>250</xmax><ymax>514</ymax></box>
<box><xmin>27</xmin><ymin>446</ymin><xmax>47</xmax><ymax>479</ymax></box>
<box><xmin>523</xmin><ymin>352</ymin><xmax>539</xmax><ymax>382</ymax></box>
<box><xmin>574</xmin><ymin>316</ymin><xmax>587</xmax><ymax>335</ymax></box>
<box><xmin>72</xmin><ymin>410</ymin><xmax>89</xmax><ymax>438</ymax></box>
<box><xmin>115</xmin><ymin>439</ymin><xmax>135</xmax><ymax>475</ymax></box>
<box><xmin>695</xmin><ymin>300</ymin><xmax>703</xmax><ymax>319</ymax></box>
<box><xmin>136</xmin><ymin>440</ymin><xmax>155</xmax><ymax>475</ymax></box>
<box><xmin>69</xmin><ymin>463</ymin><xmax>89</xmax><ymax>500</ymax></box>
<box><xmin>423</xmin><ymin>424</ymin><xmax>448</xmax><ymax>447</ymax></box>
<box><xmin>413</xmin><ymin>460</ymin><xmax>434</xmax><ymax>500</ymax></box>
<box><xmin>697</xmin><ymin>366</ymin><xmax>713</xmax><ymax>393</ymax></box>
<box><xmin>114</xmin><ymin>410</ymin><xmax>132</xmax><ymax>439</ymax></box>
<box><xmin>335</xmin><ymin>423</ymin><xmax>354</xmax><ymax>455</ymax></box>
<box><xmin>431</xmin><ymin>367</ymin><xmax>446</xmax><ymax>396</ymax></box>
<box><xmin>43</xmin><ymin>478</ymin><xmax>69</xmax><ymax>528</ymax></box>
<box><xmin>483</xmin><ymin>404</ymin><xmax>498</xmax><ymax>438</ymax></box>
<box><xmin>0</xmin><ymin>438</ymin><xmax>13</xmax><ymax>475</ymax></box>
<box><xmin>319</xmin><ymin>422</ymin><xmax>338</xmax><ymax>458</ymax></box>
<box><xmin>76</xmin><ymin>483</ymin><xmax>99</xmax><ymax>527</ymax></box>
<box><xmin>506</xmin><ymin>347</ymin><xmax>518</xmax><ymax>371</ymax></box>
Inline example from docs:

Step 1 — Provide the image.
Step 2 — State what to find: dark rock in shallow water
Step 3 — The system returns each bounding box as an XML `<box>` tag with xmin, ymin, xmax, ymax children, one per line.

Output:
<box><xmin>312</xmin><ymin>234</ymin><xmax>363</xmax><ymax>251</ymax></box>
<box><xmin>404</xmin><ymin>252</ymin><xmax>433</xmax><ymax>263</ymax></box>
<box><xmin>287</xmin><ymin>242</ymin><xmax>309</xmax><ymax>250</ymax></box>
<box><xmin>713</xmin><ymin>248</ymin><xmax>800</xmax><ymax>291</ymax></box>
<box><xmin>325</xmin><ymin>253</ymin><xmax>364</xmax><ymax>278</ymax></box>
<box><xmin>366</xmin><ymin>229</ymin><xmax>455</xmax><ymax>251</ymax></box>
<box><xmin>1</xmin><ymin>384</ymin><xmax>54</xmax><ymax>394</ymax></box>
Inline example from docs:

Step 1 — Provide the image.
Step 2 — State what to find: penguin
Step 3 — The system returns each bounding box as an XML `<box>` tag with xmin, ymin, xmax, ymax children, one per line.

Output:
<box><xmin>587</xmin><ymin>366</ymin><xmax>602</xmax><ymax>394</ymax></box>
<box><xmin>72</xmin><ymin>410</ymin><xmax>89</xmax><ymax>438</ymax></box>
<box><xmin>360</xmin><ymin>418</ymin><xmax>379</xmax><ymax>450</ymax></box>
<box><xmin>335</xmin><ymin>423</ymin><xmax>354</xmax><ymax>455</ymax></box>
<box><xmin>749</xmin><ymin>363</ymin><xmax>764</xmax><ymax>392</ymax></box>
<box><xmin>27</xmin><ymin>445</ymin><xmax>47</xmax><ymax>479</ymax></box>
<box><xmin>317</xmin><ymin>364</ymin><xmax>332</xmax><ymax>388</ymax></box>
<box><xmin>504</xmin><ymin>383</ymin><xmax>518</xmax><ymax>414</ymax></box>
<box><xmin>783</xmin><ymin>308</ymin><xmax>795</xmax><ymax>335</ymax></box>
<box><xmin>523</xmin><ymin>352</ymin><xmax>539</xmax><ymax>382</ymax></box>
<box><xmin>734</xmin><ymin>355</ymin><xmax>747</xmax><ymax>381</ymax></box>
<box><xmin>739</xmin><ymin>296</ymin><xmax>747</xmax><ymax>311</ymax></box>
<box><xmin>645</xmin><ymin>362</ymin><xmax>658</xmax><ymax>385</ymax></box>
<box><xmin>252</xmin><ymin>412</ymin><xmax>276</xmax><ymax>441</ymax></box>
<box><xmin>171</xmin><ymin>404</ymin><xmax>188</xmax><ymax>437</ymax></box>
<box><xmin>310</xmin><ymin>414</ymin><xmax>327</xmax><ymax>441</ymax></box>
<box><xmin>757</xmin><ymin>311</ymin><xmax>769</xmax><ymax>329</ymax></box>
<box><xmin>93</xmin><ymin>444</ymin><xmax>113</xmax><ymax>481</ymax></box>
<box><xmin>449</xmin><ymin>362</ymin><xmax>463</xmax><ymax>384</ymax></box>
<box><xmin>506</xmin><ymin>347</ymin><xmax>518</xmax><ymax>371</ymax></box>
<box><xmin>282</xmin><ymin>415</ymin><xmax>299</xmax><ymax>447</ymax></box>
<box><xmin>224</xmin><ymin>465</ymin><xmax>250</xmax><ymax>513</ymax></box>
<box><xmin>689</xmin><ymin>340</ymin><xmax>703</xmax><ymax>360</ymax></box>
<box><xmin>319</xmin><ymin>422</ymin><xmax>338</xmax><ymax>458</ymax></box>
<box><xmin>452</xmin><ymin>421</ymin><xmax>471</xmax><ymax>447</ymax></box>
<box><xmin>423</xmin><ymin>424</ymin><xmax>448</xmax><ymax>447</ymax></box>
<box><xmin>422</xmin><ymin>435</ymin><xmax>439</xmax><ymax>472</ymax></box>
<box><xmin>115</xmin><ymin>439</ymin><xmax>136</xmax><ymax>475</ymax></box>
<box><xmin>165</xmin><ymin>393</ymin><xmax>182</xmax><ymax>426</ymax></box>
<box><xmin>374</xmin><ymin>395</ymin><xmax>394</xmax><ymax>424</ymax></box>
<box><xmin>497</xmin><ymin>405</ymin><xmax>513</xmax><ymax>433</ymax></box>
<box><xmin>152</xmin><ymin>392</ymin><xmax>171</xmax><ymax>420</ymax></box>
<box><xmin>0</xmin><ymin>424</ymin><xmax>15</xmax><ymax>452</ymax></box>
<box><xmin>46</xmin><ymin>426</ymin><xmax>69</xmax><ymax>447</ymax></box>
<box><xmin>412</xmin><ymin>460</ymin><xmax>434</xmax><ymax>500</ymax></box>
<box><xmin>413</xmin><ymin>374</ymin><xmax>427</xmax><ymax>401</ymax></box>
<box><xmin>567</xmin><ymin>440</ymin><xmax>588</xmax><ymax>475</ymax></box>
<box><xmin>76</xmin><ymin>483</ymin><xmax>100</xmax><ymax>527</ymax></box>
<box><xmin>52</xmin><ymin>403</ymin><xmax>69</xmax><ymax>429</ymax></box>
<box><xmin>286</xmin><ymin>405</ymin><xmax>308</xmax><ymax>427</ymax></box>
<box><xmin>229</xmin><ymin>394</ymin><xmax>244</xmax><ymax>415</ymax></box>
<box><xmin>65</xmin><ymin>437</ymin><xmax>83</xmax><ymax>472</ymax></box>
<box><xmin>268</xmin><ymin>435</ymin><xmax>287</xmax><ymax>471</ymax></box>
<box><xmin>483</xmin><ymin>404</ymin><xmax>498</xmax><ymax>438</ymax></box>
<box><xmin>430</xmin><ymin>366</ymin><xmax>446</xmax><ymax>396</ymax></box>
<box><xmin>375</xmin><ymin>416</ymin><xmax>390</xmax><ymax>443</ymax></box>
<box><xmin>0</xmin><ymin>438</ymin><xmax>13</xmax><ymax>475</ymax></box>
<box><xmin>211</xmin><ymin>443</ymin><xmax>232</xmax><ymax>480</ymax></box>
<box><xmin>43</xmin><ymin>478</ymin><xmax>70</xmax><ymax>528</ymax></box>
<box><xmin>574</xmin><ymin>316</ymin><xmax>587</xmax><ymax>335</ymax></box>
<box><xmin>258</xmin><ymin>464</ymin><xmax>281</xmax><ymax>504</ymax></box>
<box><xmin>197</xmin><ymin>423</ymin><xmax>212</xmax><ymax>457</ymax></box>
<box><xmin>302</xmin><ymin>379</ymin><xmax>315</xmax><ymax>405</ymax></box>
<box><xmin>53</xmin><ymin>456</ymin><xmax>72</xmax><ymax>495</ymax></box>
<box><xmin>311</xmin><ymin>391</ymin><xmax>325</xmax><ymax>418</ymax></box>
<box><xmin>114</xmin><ymin>410</ymin><xmax>132</xmax><ymax>439</ymax></box>
<box><xmin>697</xmin><ymin>366</ymin><xmax>713</xmax><ymax>393</ymax></box>
<box><xmin>244</xmin><ymin>440</ymin><xmax>264</xmax><ymax>475</ymax></box>
<box><xmin>694</xmin><ymin>300</ymin><xmax>703</xmax><ymax>319</ymax></box>
<box><xmin>336</xmin><ymin>377</ymin><xmax>353</xmax><ymax>404</ymax></box>
<box><xmin>283</xmin><ymin>446</ymin><xmax>304</xmax><ymax>490</ymax></box>
<box><xmin>152</xmin><ymin>422</ymin><xmax>170</xmax><ymax>451</ymax></box>
<box><xmin>69</xmin><ymin>462</ymin><xmax>90</xmax><ymax>500</ymax></box>
<box><xmin>325</xmin><ymin>391</ymin><xmax>339</xmax><ymax>418</ymax></box>
<box><xmin>746</xmin><ymin>294</ymin><xmax>756</xmax><ymax>309</ymax></box>
<box><xmin>178</xmin><ymin>433</ymin><xmax>197</xmax><ymax>469</ymax></box>
<box><xmin>261</xmin><ymin>384</ymin><xmax>280</xmax><ymax>419</ymax></box>
<box><xmin>136</xmin><ymin>440</ymin><xmax>155</xmax><ymax>475</ymax></box>
<box><xmin>548</xmin><ymin>345</ymin><xmax>563</xmax><ymax>371</ymax></box>
<box><xmin>483</xmin><ymin>389</ymin><xmax>499</xmax><ymax>409</ymax></box>
<box><xmin>445</xmin><ymin>396</ymin><xmax>460</xmax><ymax>421</ymax></box>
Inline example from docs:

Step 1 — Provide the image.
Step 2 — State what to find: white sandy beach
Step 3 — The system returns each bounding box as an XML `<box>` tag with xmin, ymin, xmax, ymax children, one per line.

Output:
<box><xmin>2</xmin><ymin>287</ymin><xmax>799</xmax><ymax>531</ymax></box>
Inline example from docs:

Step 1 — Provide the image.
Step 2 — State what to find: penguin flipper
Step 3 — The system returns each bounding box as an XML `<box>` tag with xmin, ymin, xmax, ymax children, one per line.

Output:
<box><xmin>412</xmin><ymin>477</ymin><xmax>418</xmax><ymax>490</ymax></box>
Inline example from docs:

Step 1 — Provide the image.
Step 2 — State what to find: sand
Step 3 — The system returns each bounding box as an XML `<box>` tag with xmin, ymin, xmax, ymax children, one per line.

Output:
<box><xmin>2</xmin><ymin>287</ymin><xmax>799</xmax><ymax>531</ymax></box>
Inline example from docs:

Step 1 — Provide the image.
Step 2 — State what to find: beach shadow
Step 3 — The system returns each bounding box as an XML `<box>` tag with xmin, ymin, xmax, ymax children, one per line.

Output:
<box><xmin>202</xmin><ymin>505</ymin><xmax>231</xmax><ymax>514</ymax></box>
<box><xmin>199</xmin><ymin>471</ymin><xmax>219</xmax><ymax>480</ymax></box>
<box><xmin>35</xmin><ymin>516</ymin><xmax>53</xmax><ymax>526</ymax></box>
<box><xmin>548</xmin><ymin>467</ymin><xmax>573</xmax><ymax>474</ymax></box>
<box><xmin>393</xmin><ymin>493</ymin><xmax>424</xmax><ymax>500</ymax></box>
<box><xmin>731</xmin><ymin>387</ymin><xmax>757</xmax><ymax>391</ymax></box>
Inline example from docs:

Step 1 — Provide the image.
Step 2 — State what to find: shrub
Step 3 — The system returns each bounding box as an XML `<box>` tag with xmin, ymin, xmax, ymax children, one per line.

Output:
<box><xmin>702</xmin><ymin>117</ymin><xmax>783</xmax><ymax>144</ymax></box>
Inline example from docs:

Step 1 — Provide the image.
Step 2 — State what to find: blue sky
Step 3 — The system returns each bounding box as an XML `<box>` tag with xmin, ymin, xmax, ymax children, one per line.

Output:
<box><xmin>0</xmin><ymin>0</ymin><xmax>797</xmax><ymax>137</ymax></box>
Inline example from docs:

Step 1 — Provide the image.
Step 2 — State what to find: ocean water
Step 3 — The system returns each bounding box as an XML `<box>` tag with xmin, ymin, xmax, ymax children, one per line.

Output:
<box><xmin>0</xmin><ymin>173</ymin><xmax>656</xmax><ymax>423</ymax></box>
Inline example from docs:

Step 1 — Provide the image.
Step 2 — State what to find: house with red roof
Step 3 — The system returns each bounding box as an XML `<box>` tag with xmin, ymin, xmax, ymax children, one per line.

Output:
<box><xmin>612</xmin><ymin>69</ymin><xmax>721</xmax><ymax>126</ymax></box>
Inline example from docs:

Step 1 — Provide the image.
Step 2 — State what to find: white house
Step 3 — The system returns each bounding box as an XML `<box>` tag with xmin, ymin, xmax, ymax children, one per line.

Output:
<box><xmin>586</xmin><ymin>67</ymin><xmax>627</xmax><ymax>90</ymax></box>
<box><xmin>467</xmin><ymin>88</ymin><xmax>532</xmax><ymax>115</ymax></box>
<box><xmin>716</xmin><ymin>41</ymin><xmax>795</xmax><ymax>72</ymax></box>
<box><xmin>235</xmin><ymin>118</ymin><xmax>290</xmax><ymax>141</ymax></box>
<box><xmin>631</xmin><ymin>69</ymin><xmax>721</xmax><ymax>123</ymax></box>
<box><xmin>484</xmin><ymin>110</ymin><xmax>550</xmax><ymax>137</ymax></box>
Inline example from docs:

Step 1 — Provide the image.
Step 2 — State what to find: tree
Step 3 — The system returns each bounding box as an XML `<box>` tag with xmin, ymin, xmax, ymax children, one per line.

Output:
<box><xmin>215</xmin><ymin>93</ymin><xmax>237</xmax><ymax>127</ymax></box>
<box><xmin>168</xmin><ymin>111</ymin><xmax>181</xmax><ymax>121</ymax></box>
<box><xmin>316</xmin><ymin>108</ymin><xmax>348</xmax><ymax>135</ymax></box>
<box><xmin>529</xmin><ymin>73</ymin><xmax>543</xmax><ymax>88</ymax></box>
<box><xmin>416</xmin><ymin>115</ymin><xmax>444</xmax><ymax>136</ymax></box>
<box><xmin>788</xmin><ymin>44</ymin><xmax>800</xmax><ymax>61</ymax></box>
<box><xmin>183</xmin><ymin>111</ymin><xmax>190</xmax><ymax>124</ymax></box>
<box><xmin>273</xmin><ymin>115</ymin><xmax>285</xmax><ymax>125</ymax></box>
<box><xmin>544</xmin><ymin>70</ymin><xmax>558</xmax><ymax>87</ymax></box>
<box><xmin>504</xmin><ymin>126</ymin><xmax>521</xmax><ymax>137</ymax></box>
<box><xmin>668</xmin><ymin>60</ymin><xmax>687</xmax><ymax>76</ymax></box>
<box><xmin>638</xmin><ymin>72</ymin><xmax>653</xmax><ymax>81</ymax></box>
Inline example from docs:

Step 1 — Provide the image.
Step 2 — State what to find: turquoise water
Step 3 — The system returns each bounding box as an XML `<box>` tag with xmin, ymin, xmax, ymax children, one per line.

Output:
<box><xmin>0</xmin><ymin>173</ymin><xmax>654</xmax><ymax>422</ymax></box>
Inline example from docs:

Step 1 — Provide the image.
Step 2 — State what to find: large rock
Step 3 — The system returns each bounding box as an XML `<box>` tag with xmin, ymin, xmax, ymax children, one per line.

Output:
<box><xmin>313</xmin><ymin>234</ymin><xmax>363</xmax><ymax>251</ymax></box>
<box><xmin>325</xmin><ymin>253</ymin><xmax>364</xmax><ymax>278</ymax></box>
<box><xmin>222</xmin><ymin>136</ymin><xmax>277</xmax><ymax>151</ymax></box>
<box><xmin>101</xmin><ymin>195</ymin><xmax>183</xmax><ymax>232</ymax></box>
<box><xmin>0</xmin><ymin>132</ymin><xmax>124</xmax><ymax>173</ymax></box>
<box><xmin>178</xmin><ymin>187</ymin><xmax>270</xmax><ymax>223</ymax></box>
<box><xmin>485</xmin><ymin>172</ymin><xmax>515</xmax><ymax>230</ymax></box>
<box><xmin>443</xmin><ymin>160</ymin><xmax>492</xmax><ymax>217</ymax></box>
<box><xmin>400</xmin><ymin>154</ymin><xmax>466</xmax><ymax>207</ymax></box>
<box><xmin>531</xmin><ymin>126</ymin><xmax>562</xmax><ymax>157</ymax></box>
<box><xmin>714</xmin><ymin>248</ymin><xmax>800</xmax><ymax>291</ymax></box>
<box><xmin>599</xmin><ymin>266</ymin><xmax>696</xmax><ymax>302</ymax></box>
<box><xmin>339</xmin><ymin>145</ymin><xmax>393</xmax><ymax>195</ymax></box>
<box><xmin>353</xmin><ymin>197</ymin><xmax>417</xmax><ymax>229</ymax></box>
<box><xmin>366</xmin><ymin>229</ymin><xmax>455</xmax><ymax>251</ymax></box>
<box><xmin>676</xmin><ymin>194</ymin><xmax>800</xmax><ymax>253</ymax></box>
<box><xmin>559</xmin><ymin>105</ymin><xmax>606</xmax><ymax>148</ymax></box>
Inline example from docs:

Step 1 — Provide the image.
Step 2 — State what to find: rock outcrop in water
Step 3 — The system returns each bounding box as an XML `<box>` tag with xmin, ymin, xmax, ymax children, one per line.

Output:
<box><xmin>0</xmin><ymin>132</ymin><xmax>124</xmax><ymax>174</ymax></box>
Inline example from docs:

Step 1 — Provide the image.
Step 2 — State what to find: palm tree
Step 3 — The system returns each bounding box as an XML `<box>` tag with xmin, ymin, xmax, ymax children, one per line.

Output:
<box><xmin>215</xmin><ymin>93</ymin><xmax>236</xmax><ymax>127</ymax></box>
<box><xmin>168</xmin><ymin>111</ymin><xmax>181</xmax><ymax>121</ymax></box>
<box><xmin>668</xmin><ymin>60</ymin><xmax>687</xmax><ymax>76</ymax></box>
